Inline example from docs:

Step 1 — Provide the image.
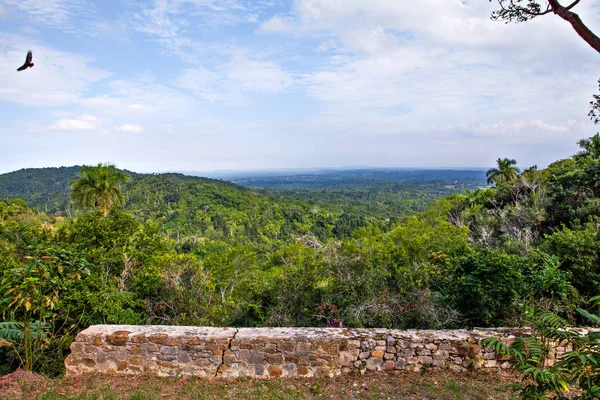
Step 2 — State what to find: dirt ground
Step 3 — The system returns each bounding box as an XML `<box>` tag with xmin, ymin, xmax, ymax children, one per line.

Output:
<box><xmin>0</xmin><ymin>369</ymin><xmax>520</xmax><ymax>400</ymax></box>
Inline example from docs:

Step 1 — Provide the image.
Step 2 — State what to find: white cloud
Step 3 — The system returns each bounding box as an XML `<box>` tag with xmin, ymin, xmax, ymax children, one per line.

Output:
<box><xmin>257</xmin><ymin>15</ymin><xmax>295</xmax><ymax>34</ymax></box>
<box><xmin>130</xmin><ymin>0</ymin><xmax>270</xmax><ymax>62</ymax></box>
<box><xmin>81</xmin><ymin>74</ymin><xmax>200</xmax><ymax>120</ymax></box>
<box><xmin>228</xmin><ymin>56</ymin><xmax>292</xmax><ymax>93</ymax></box>
<box><xmin>117</xmin><ymin>124</ymin><xmax>145</xmax><ymax>133</ymax></box>
<box><xmin>2</xmin><ymin>0</ymin><xmax>599</xmax><ymax>172</ymax></box>
<box><xmin>20</xmin><ymin>26</ymin><xmax>40</xmax><ymax>35</ymax></box>
<box><xmin>3</xmin><ymin>0</ymin><xmax>97</xmax><ymax>35</ymax></box>
<box><xmin>0</xmin><ymin>5</ymin><xmax>7</xmax><ymax>19</ymax></box>
<box><xmin>0</xmin><ymin>34</ymin><xmax>111</xmax><ymax>107</ymax></box>
<box><xmin>279</xmin><ymin>1</ymin><xmax>597</xmax><ymax>136</ymax></box>
<box><xmin>175</xmin><ymin>55</ymin><xmax>292</xmax><ymax>104</ymax></box>
<box><xmin>50</xmin><ymin>114</ymin><xmax>100</xmax><ymax>131</ymax></box>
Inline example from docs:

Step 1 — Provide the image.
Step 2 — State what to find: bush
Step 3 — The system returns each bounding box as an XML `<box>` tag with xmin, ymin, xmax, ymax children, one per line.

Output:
<box><xmin>484</xmin><ymin>296</ymin><xmax>600</xmax><ymax>399</ymax></box>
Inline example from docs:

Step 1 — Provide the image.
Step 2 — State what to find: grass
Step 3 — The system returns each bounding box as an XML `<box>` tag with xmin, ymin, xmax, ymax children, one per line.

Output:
<box><xmin>1</xmin><ymin>370</ymin><xmax>520</xmax><ymax>400</ymax></box>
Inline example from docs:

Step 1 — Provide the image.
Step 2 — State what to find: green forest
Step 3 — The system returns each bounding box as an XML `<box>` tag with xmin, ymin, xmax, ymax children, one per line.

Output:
<box><xmin>1</xmin><ymin>134</ymin><xmax>599</xmax><ymax>377</ymax></box>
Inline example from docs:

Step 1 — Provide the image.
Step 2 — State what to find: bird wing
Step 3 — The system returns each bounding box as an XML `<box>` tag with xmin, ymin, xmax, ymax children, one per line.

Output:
<box><xmin>16</xmin><ymin>51</ymin><xmax>33</xmax><ymax>71</ymax></box>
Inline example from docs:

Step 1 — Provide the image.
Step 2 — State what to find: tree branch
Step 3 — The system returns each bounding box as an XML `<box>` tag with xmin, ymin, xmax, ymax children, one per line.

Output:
<box><xmin>547</xmin><ymin>0</ymin><xmax>600</xmax><ymax>53</ymax></box>
<box><xmin>564</xmin><ymin>0</ymin><xmax>581</xmax><ymax>11</ymax></box>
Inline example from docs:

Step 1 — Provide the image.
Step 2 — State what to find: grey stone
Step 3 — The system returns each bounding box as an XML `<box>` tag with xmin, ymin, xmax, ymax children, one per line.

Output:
<box><xmin>249</xmin><ymin>350</ymin><xmax>265</xmax><ymax>364</ymax></box>
<box><xmin>366</xmin><ymin>357</ymin><xmax>383</xmax><ymax>371</ymax></box>
<box><xmin>161</xmin><ymin>345</ymin><xmax>179</xmax><ymax>355</ymax></box>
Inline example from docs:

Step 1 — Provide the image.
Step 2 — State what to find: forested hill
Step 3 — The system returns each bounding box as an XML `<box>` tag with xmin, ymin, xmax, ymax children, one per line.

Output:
<box><xmin>227</xmin><ymin>169</ymin><xmax>488</xmax><ymax>219</ymax></box>
<box><xmin>227</xmin><ymin>168</ymin><xmax>487</xmax><ymax>190</ymax></box>
<box><xmin>0</xmin><ymin>166</ymin><xmax>82</xmax><ymax>213</ymax></box>
<box><xmin>0</xmin><ymin>166</ymin><xmax>258</xmax><ymax>215</ymax></box>
<box><xmin>0</xmin><ymin>166</ymin><xmax>485</xmax><ymax>242</ymax></box>
<box><xmin>0</xmin><ymin>166</ymin><xmax>389</xmax><ymax>243</ymax></box>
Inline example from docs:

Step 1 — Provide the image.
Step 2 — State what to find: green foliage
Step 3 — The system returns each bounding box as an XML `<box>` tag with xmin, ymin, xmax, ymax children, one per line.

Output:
<box><xmin>577</xmin><ymin>132</ymin><xmax>600</xmax><ymax>158</ymax></box>
<box><xmin>483</xmin><ymin>296</ymin><xmax>600</xmax><ymax>399</ymax></box>
<box><xmin>0</xmin><ymin>139</ymin><xmax>599</xmax><ymax>380</ymax></box>
<box><xmin>70</xmin><ymin>163</ymin><xmax>130</xmax><ymax>216</ymax></box>
<box><xmin>545</xmin><ymin>155</ymin><xmax>600</xmax><ymax>229</ymax></box>
<box><xmin>540</xmin><ymin>224</ymin><xmax>600</xmax><ymax>297</ymax></box>
<box><xmin>86</xmin><ymin>287</ymin><xmax>143</xmax><ymax>325</ymax></box>
<box><xmin>0</xmin><ymin>166</ymin><xmax>81</xmax><ymax>215</ymax></box>
<box><xmin>0</xmin><ymin>248</ymin><xmax>90</xmax><ymax>372</ymax></box>
<box><xmin>446</xmin><ymin>248</ymin><xmax>526</xmax><ymax>326</ymax></box>
<box><xmin>486</xmin><ymin>158</ymin><xmax>520</xmax><ymax>185</ymax></box>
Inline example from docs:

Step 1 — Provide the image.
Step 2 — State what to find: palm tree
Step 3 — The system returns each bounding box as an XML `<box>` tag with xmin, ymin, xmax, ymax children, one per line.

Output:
<box><xmin>486</xmin><ymin>158</ymin><xmax>520</xmax><ymax>185</ymax></box>
<box><xmin>577</xmin><ymin>132</ymin><xmax>600</xmax><ymax>158</ymax></box>
<box><xmin>70</xmin><ymin>163</ymin><xmax>130</xmax><ymax>216</ymax></box>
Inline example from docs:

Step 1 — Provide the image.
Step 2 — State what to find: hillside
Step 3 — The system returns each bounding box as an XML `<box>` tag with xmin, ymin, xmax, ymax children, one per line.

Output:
<box><xmin>0</xmin><ymin>167</ymin><xmax>384</xmax><ymax>245</ymax></box>
<box><xmin>0</xmin><ymin>167</ymin><xmax>484</xmax><ymax>242</ymax></box>
<box><xmin>0</xmin><ymin>167</ymin><xmax>486</xmax><ymax>237</ymax></box>
<box><xmin>0</xmin><ymin>166</ymin><xmax>82</xmax><ymax>214</ymax></box>
<box><xmin>234</xmin><ymin>169</ymin><xmax>488</xmax><ymax>219</ymax></box>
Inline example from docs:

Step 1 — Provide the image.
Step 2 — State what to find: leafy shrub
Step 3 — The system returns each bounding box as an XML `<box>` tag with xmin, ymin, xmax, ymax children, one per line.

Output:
<box><xmin>484</xmin><ymin>296</ymin><xmax>600</xmax><ymax>399</ymax></box>
<box><xmin>445</xmin><ymin>249</ymin><xmax>526</xmax><ymax>326</ymax></box>
<box><xmin>0</xmin><ymin>248</ymin><xmax>90</xmax><ymax>372</ymax></box>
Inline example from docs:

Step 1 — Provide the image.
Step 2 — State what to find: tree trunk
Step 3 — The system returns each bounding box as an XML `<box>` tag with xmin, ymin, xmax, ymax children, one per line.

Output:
<box><xmin>549</xmin><ymin>0</ymin><xmax>600</xmax><ymax>54</ymax></box>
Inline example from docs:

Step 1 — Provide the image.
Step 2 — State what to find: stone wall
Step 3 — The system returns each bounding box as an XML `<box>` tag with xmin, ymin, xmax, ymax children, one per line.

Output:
<box><xmin>65</xmin><ymin>325</ymin><xmax>556</xmax><ymax>378</ymax></box>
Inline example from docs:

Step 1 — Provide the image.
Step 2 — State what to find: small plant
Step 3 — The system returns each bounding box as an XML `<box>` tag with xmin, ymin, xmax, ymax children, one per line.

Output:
<box><xmin>483</xmin><ymin>295</ymin><xmax>600</xmax><ymax>399</ymax></box>
<box><xmin>315</xmin><ymin>301</ymin><xmax>343</xmax><ymax>327</ymax></box>
<box><xmin>0</xmin><ymin>248</ymin><xmax>90</xmax><ymax>371</ymax></box>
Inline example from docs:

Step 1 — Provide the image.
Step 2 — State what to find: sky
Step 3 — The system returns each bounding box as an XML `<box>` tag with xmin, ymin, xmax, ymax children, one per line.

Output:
<box><xmin>0</xmin><ymin>0</ymin><xmax>599</xmax><ymax>174</ymax></box>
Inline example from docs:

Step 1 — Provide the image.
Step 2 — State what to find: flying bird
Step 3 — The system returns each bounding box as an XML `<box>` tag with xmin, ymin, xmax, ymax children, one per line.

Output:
<box><xmin>17</xmin><ymin>51</ymin><xmax>34</xmax><ymax>71</ymax></box>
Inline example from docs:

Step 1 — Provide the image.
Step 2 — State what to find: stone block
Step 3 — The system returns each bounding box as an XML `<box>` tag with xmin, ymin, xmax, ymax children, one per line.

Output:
<box><xmin>249</xmin><ymin>350</ymin><xmax>266</xmax><ymax>364</ymax></box>
<box><xmin>419</xmin><ymin>356</ymin><xmax>434</xmax><ymax>365</ymax></box>
<box><xmin>141</xmin><ymin>343</ymin><xmax>159</xmax><ymax>353</ymax></box>
<box><xmin>107</xmin><ymin>331</ymin><xmax>130</xmax><ymax>346</ymax></box>
<box><xmin>238</xmin><ymin>349</ymin><xmax>249</xmax><ymax>361</ymax></box>
<box><xmin>117</xmin><ymin>360</ymin><xmax>128</xmax><ymax>371</ymax></box>
<box><xmin>296</xmin><ymin>342</ymin><xmax>311</xmax><ymax>354</ymax></box>
<box><xmin>267</xmin><ymin>353</ymin><xmax>284</xmax><ymax>364</ymax></box>
<box><xmin>366</xmin><ymin>357</ymin><xmax>383</xmax><ymax>371</ymax></box>
<box><xmin>149</xmin><ymin>334</ymin><xmax>169</xmax><ymax>345</ymax></box>
<box><xmin>297</xmin><ymin>365</ymin><xmax>309</xmax><ymax>376</ymax></box>
<box><xmin>130</xmin><ymin>334</ymin><xmax>148</xmax><ymax>344</ymax></box>
<box><xmin>372</xmin><ymin>350</ymin><xmax>384</xmax><ymax>358</ymax></box>
<box><xmin>268</xmin><ymin>365</ymin><xmax>283</xmax><ymax>377</ymax></box>
<box><xmin>395</xmin><ymin>359</ymin><xmax>406</xmax><ymax>369</ymax></box>
<box><xmin>425</xmin><ymin>343</ymin><xmax>437</xmax><ymax>351</ymax></box>
<box><xmin>438</xmin><ymin>343</ymin><xmax>452</xmax><ymax>350</ymax></box>
<box><xmin>434</xmin><ymin>350</ymin><xmax>449</xmax><ymax>359</ymax></box>
<box><xmin>338</xmin><ymin>350</ymin><xmax>359</xmax><ymax>367</ymax></box>
<box><xmin>161</xmin><ymin>345</ymin><xmax>179</xmax><ymax>355</ymax></box>
<box><xmin>347</xmin><ymin>340</ymin><xmax>361</xmax><ymax>350</ymax></box>
<box><xmin>91</xmin><ymin>336</ymin><xmax>104</xmax><ymax>346</ymax></box>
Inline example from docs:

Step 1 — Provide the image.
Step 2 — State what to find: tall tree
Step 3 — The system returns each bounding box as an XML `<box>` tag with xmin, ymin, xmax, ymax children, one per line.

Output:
<box><xmin>489</xmin><ymin>0</ymin><xmax>600</xmax><ymax>54</ymax></box>
<box><xmin>486</xmin><ymin>158</ymin><xmax>520</xmax><ymax>184</ymax></box>
<box><xmin>70</xmin><ymin>163</ymin><xmax>130</xmax><ymax>216</ymax></box>
<box><xmin>577</xmin><ymin>132</ymin><xmax>600</xmax><ymax>158</ymax></box>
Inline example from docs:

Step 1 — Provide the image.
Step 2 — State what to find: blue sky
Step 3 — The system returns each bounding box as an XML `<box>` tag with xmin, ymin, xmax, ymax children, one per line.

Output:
<box><xmin>0</xmin><ymin>0</ymin><xmax>599</xmax><ymax>173</ymax></box>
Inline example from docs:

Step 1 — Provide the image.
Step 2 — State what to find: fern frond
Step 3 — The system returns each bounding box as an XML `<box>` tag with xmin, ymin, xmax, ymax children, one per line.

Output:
<box><xmin>537</xmin><ymin>310</ymin><xmax>569</xmax><ymax>330</ymax></box>
<box><xmin>577</xmin><ymin>308</ymin><xmax>600</xmax><ymax>326</ymax></box>
<box><xmin>0</xmin><ymin>321</ymin><xmax>22</xmax><ymax>340</ymax></box>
